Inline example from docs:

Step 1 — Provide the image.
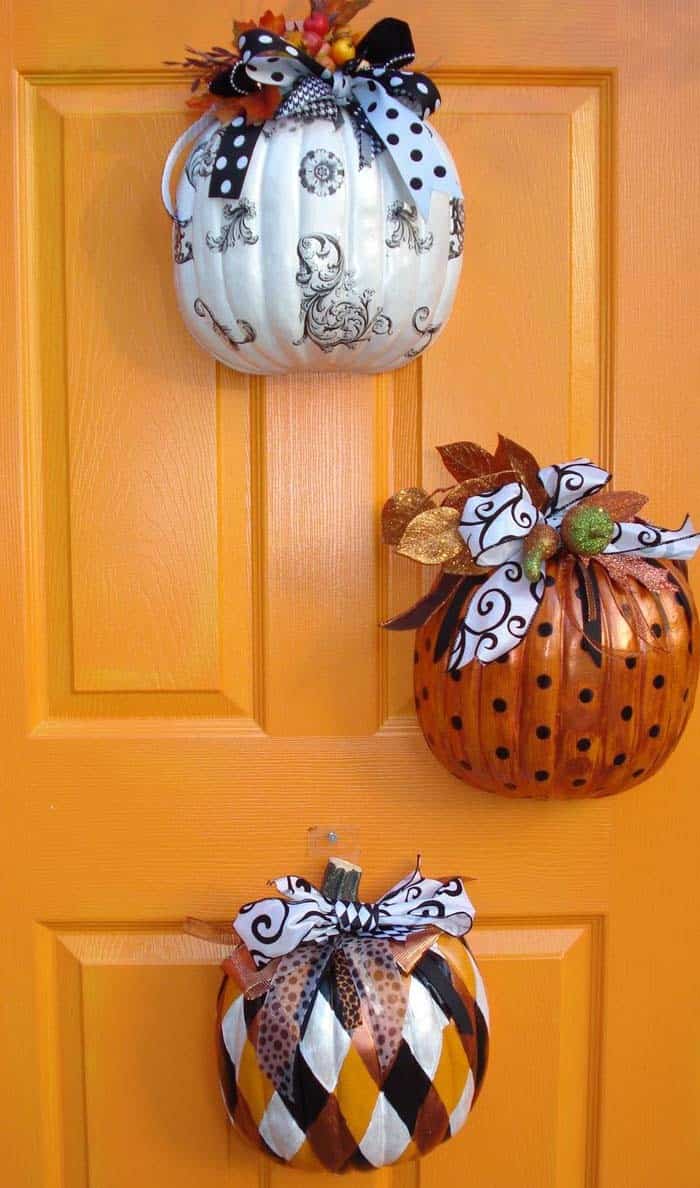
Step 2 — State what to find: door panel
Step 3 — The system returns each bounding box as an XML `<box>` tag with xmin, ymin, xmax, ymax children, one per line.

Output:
<box><xmin>2</xmin><ymin>3</ymin><xmax>698</xmax><ymax>1187</ymax></box>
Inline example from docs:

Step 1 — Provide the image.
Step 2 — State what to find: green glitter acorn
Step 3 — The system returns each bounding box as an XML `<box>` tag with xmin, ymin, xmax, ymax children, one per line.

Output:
<box><xmin>561</xmin><ymin>503</ymin><xmax>615</xmax><ymax>556</ymax></box>
<box><xmin>523</xmin><ymin>522</ymin><xmax>560</xmax><ymax>581</ymax></box>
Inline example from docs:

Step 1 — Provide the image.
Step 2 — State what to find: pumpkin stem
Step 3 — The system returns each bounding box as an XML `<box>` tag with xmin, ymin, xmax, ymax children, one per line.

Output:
<box><xmin>321</xmin><ymin>857</ymin><xmax>362</xmax><ymax>903</ymax></box>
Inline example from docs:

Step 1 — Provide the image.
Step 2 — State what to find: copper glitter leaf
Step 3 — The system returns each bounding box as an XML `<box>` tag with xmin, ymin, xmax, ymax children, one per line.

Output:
<box><xmin>436</xmin><ymin>441</ymin><xmax>497</xmax><ymax>482</ymax></box>
<box><xmin>493</xmin><ymin>435</ymin><xmax>546</xmax><ymax>507</ymax></box>
<box><xmin>440</xmin><ymin>470</ymin><xmax>520</xmax><ymax>512</ymax></box>
<box><xmin>396</xmin><ymin>507</ymin><xmax>463</xmax><ymax>565</ymax></box>
<box><xmin>596</xmin><ymin>553</ymin><xmax>676</xmax><ymax>594</ymax></box>
<box><xmin>381</xmin><ymin>487</ymin><xmax>434</xmax><ymax>545</ymax></box>
<box><xmin>585</xmin><ymin>490</ymin><xmax>649</xmax><ymax>521</ymax></box>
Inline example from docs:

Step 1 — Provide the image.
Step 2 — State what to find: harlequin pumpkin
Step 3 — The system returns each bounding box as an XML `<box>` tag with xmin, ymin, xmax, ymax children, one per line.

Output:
<box><xmin>162</xmin><ymin>12</ymin><xmax>464</xmax><ymax>375</ymax></box>
<box><xmin>383</xmin><ymin>436</ymin><xmax>700</xmax><ymax>799</ymax></box>
<box><xmin>209</xmin><ymin>859</ymin><xmax>489</xmax><ymax>1171</ymax></box>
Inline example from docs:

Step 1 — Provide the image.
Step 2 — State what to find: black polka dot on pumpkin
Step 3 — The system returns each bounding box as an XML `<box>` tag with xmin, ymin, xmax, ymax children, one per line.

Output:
<box><xmin>493</xmin><ymin>698</ymin><xmax>507</xmax><ymax>713</ymax></box>
<box><xmin>649</xmin><ymin>724</ymin><xmax>661</xmax><ymax>738</ymax></box>
<box><xmin>387</xmin><ymin>133</ymin><xmax>399</xmax><ymax>145</ymax></box>
<box><xmin>613</xmin><ymin>753</ymin><xmax>626</xmax><ymax>766</ymax></box>
<box><xmin>535</xmin><ymin>770</ymin><xmax>549</xmax><ymax>782</ymax></box>
<box><xmin>536</xmin><ymin>724</ymin><xmax>551</xmax><ymax>740</ymax></box>
<box><xmin>537</xmin><ymin>674</ymin><xmax>552</xmax><ymax>689</ymax></box>
<box><xmin>572</xmin><ymin>778</ymin><xmax>587</xmax><ymax>787</ymax></box>
<box><xmin>633</xmin><ymin>768</ymin><xmax>645</xmax><ymax>777</ymax></box>
<box><xmin>410</xmin><ymin>148</ymin><xmax>423</xmax><ymax>162</ymax></box>
<box><xmin>575</xmin><ymin>587</ymin><xmax>584</xmax><ymax>600</ymax></box>
<box><xmin>421</xmin><ymin>686</ymin><xmax>429</xmax><ymax>700</ymax></box>
<box><xmin>653</xmin><ymin>675</ymin><xmax>665</xmax><ymax>689</ymax></box>
<box><xmin>620</xmin><ymin>705</ymin><xmax>633</xmax><ymax>721</ymax></box>
<box><xmin>544</xmin><ymin>575</ymin><xmax>556</xmax><ymax>588</ymax></box>
<box><xmin>434</xmin><ymin>164</ymin><xmax>446</xmax><ymax>177</ymax></box>
<box><xmin>651</xmin><ymin>623</ymin><xmax>663</xmax><ymax>638</ymax></box>
<box><xmin>410</xmin><ymin>122</ymin><xmax>423</xmax><ymax>134</ymax></box>
<box><xmin>410</xmin><ymin>178</ymin><xmax>423</xmax><ymax>190</ymax></box>
<box><xmin>495</xmin><ymin>746</ymin><xmax>510</xmax><ymax>760</ymax></box>
<box><xmin>625</xmin><ymin>656</ymin><xmax>637</xmax><ymax>669</ymax></box>
<box><xmin>386</xmin><ymin>107</ymin><xmax>399</xmax><ymax>119</ymax></box>
<box><xmin>450</xmin><ymin>668</ymin><xmax>461</xmax><ymax>682</ymax></box>
<box><xmin>538</xmin><ymin>622</ymin><xmax>553</xmax><ymax>637</ymax></box>
<box><xmin>577</xmin><ymin>738</ymin><xmax>591</xmax><ymax>751</ymax></box>
<box><xmin>579</xmin><ymin>688</ymin><xmax>594</xmax><ymax>703</ymax></box>
<box><xmin>451</xmin><ymin>715</ymin><xmax>463</xmax><ymax>731</ymax></box>
<box><xmin>459</xmin><ymin>759</ymin><xmax>472</xmax><ymax>770</ymax></box>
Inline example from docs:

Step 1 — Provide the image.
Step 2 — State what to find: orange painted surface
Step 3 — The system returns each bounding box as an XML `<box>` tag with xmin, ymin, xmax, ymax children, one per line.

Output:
<box><xmin>1</xmin><ymin>2</ymin><xmax>699</xmax><ymax>1187</ymax></box>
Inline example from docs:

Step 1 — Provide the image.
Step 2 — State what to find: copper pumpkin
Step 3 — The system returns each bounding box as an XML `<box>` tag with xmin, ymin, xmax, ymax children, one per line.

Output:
<box><xmin>412</xmin><ymin>558</ymin><xmax>698</xmax><ymax>798</ymax></box>
<box><xmin>382</xmin><ymin>436</ymin><xmax>700</xmax><ymax>799</ymax></box>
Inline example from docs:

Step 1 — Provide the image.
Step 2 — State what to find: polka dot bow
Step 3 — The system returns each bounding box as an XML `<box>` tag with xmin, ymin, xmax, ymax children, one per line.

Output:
<box><xmin>208</xmin><ymin>18</ymin><xmax>461</xmax><ymax>219</ymax></box>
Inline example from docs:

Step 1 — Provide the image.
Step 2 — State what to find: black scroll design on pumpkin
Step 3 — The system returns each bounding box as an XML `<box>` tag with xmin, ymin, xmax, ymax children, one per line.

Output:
<box><xmin>172</xmin><ymin>218</ymin><xmax>193</xmax><ymax>264</ymax></box>
<box><xmin>193</xmin><ymin>298</ymin><xmax>256</xmax><ymax>351</ymax></box>
<box><xmin>448</xmin><ymin>197</ymin><xmax>465</xmax><ymax>260</ymax></box>
<box><xmin>293</xmin><ymin>234</ymin><xmax>393</xmax><ymax>352</ymax></box>
<box><xmin>206</xmin><ymin>198</ymin><xmax>259</xmax><ymax>252</ymax></box>
<box><xmin>405</xmin><ymin>305</ymin><xmax>442</xmax><ymax>358</ymax></box>
<box><xmin>185</xmin><ymin>127</ymin><xmax>224</xmax><ymax>187</ymax></box>
<box><xmin>385</xmin><ymin>201</ymin><xmax>434</xmax><ymax>254</ymax></box>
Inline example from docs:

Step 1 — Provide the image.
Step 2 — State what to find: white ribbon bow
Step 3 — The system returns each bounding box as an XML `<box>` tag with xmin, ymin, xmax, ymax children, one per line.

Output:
<box><xmin>234</xmin><ymin>863</ymin><xmax>475</xmax><ymax>969</ymax></box>
<box><xmin>450</xmin><ymin>458</ymin><xmax>699</xmax><ymax>669</ymax></box>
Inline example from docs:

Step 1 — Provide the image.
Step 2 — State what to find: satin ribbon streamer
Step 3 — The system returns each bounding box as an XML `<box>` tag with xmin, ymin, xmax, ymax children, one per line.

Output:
<box><xmin>232</xmin><ymin>864</ymin><xmax>475</xmax><ymax>1101</ymax></box>
<box><xmin>450</xmin><ymin>458</ymin><xmax>699</xmax><ymax>670</ymax></box>
<box><xmin>206</xmin><ymin>18</ymin><xmax>460</xmax><ymax>220</ymax></box>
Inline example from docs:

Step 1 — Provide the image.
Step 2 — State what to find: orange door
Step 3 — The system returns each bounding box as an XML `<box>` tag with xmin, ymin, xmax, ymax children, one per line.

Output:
<box><xmin>2</xmin><ymin>2</ymin><xmax>698</xmax><ymax>1186</ymax></box>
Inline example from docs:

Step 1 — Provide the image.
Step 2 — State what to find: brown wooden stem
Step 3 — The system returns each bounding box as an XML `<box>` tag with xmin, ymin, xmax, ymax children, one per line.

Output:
<box><xmin>321</xmin><ymin>857</ymin><xmax>362</xmax><ymax>903</ymax></box>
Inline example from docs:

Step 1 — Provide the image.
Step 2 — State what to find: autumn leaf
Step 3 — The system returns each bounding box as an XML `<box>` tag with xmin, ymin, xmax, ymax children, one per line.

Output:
<box><xmin>258</xmin><ymin>9</ymin><xmax>286</xmax><ymax>34</ymax></box>
<box><xmin>396</xmin><ymin>507</ymin><xmax>463</xmax><ymax>565</ymax></box>
<box><xmin>436</xmin><ymin>441</ymin><xmax>497</xmax><ymax>482</ymax></box>
<box><xmin>587</xmin><ymin>490</ymin><xmax>648</xmax><ymax>521</ymax></box>
<box><xmin>440</xmin><ymin>470</ymin><xmax>520</xmax><ymax>511</ymax></box>
<box><xmin>493</xmin><ymin>435</ymin><xmax>546</xmax><ymax>507</ymax></box>
<box><xmin>381</xmin><ymin>487</ymin><xmax>434</xmax><ymax>546</ymax></box>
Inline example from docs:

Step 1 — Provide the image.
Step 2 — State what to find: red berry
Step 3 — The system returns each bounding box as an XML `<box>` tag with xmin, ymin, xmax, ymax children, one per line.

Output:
<box><xmin>302</xmin><ymin>29</ymin><xmax>324</xmax><ymax>55</ymax></box>
<box><xmin>303</xmin><ymin>11</ymin><xmax>330</xmax><ymax>37</ymax></box>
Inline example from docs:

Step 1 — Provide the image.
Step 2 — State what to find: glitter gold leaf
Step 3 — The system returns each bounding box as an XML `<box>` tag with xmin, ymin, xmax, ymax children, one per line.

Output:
<box><xmin>436</xmin><ymin>441</ymin><xmax>497</xmax><ymax>482</ymax></box>
<box><xmin>396</xmin><ymin>507</ymin><xmax>463</xmax><ymax>565</ymax></box>
<box><xmin>381</xmin><ymin>487</ymin><xmax>434</xmax><ymax>545</ymax></box>
<box><xmin>443</xmin><ymin>546</ymin><xmax>483</xmax><ymax>575</ymax></box>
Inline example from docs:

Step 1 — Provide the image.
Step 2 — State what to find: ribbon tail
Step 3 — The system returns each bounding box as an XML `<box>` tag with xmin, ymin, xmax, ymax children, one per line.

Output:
<box><xmin>255</xmin><ymin>941</ymin><xmax>335</xmax><ymax>1102</ymax></box>
<box><xmin>345</xmin><ymin>937</ymin><xmax>409</xmax><ymax>1077</ymax></box>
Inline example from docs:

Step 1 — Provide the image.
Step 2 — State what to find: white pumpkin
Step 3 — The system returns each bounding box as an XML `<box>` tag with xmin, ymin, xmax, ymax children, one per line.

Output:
<box><xmin>165</xmin><ymin>111</ymin><xmax>464</xmax><ymax>375</ymax></box>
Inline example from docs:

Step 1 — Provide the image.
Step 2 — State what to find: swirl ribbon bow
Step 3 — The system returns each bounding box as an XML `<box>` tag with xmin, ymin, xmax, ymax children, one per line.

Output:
<box><xmin>206</xmin><ymin>18</ymin><xmax>460</xmax><ymax>219</ymax></box>
<box><xmin>382</xmin><ymin>437</ymin><xmax>700</xmax><ymax>670</ymax></box>
<box><xmin>229</xmin><ymin>863</ymin><xmax>475</xmax><ymax>1101</ymax></box>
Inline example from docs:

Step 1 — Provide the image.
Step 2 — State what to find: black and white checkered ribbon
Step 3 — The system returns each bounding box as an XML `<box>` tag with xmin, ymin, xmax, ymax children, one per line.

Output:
<box><xmin>207</xmin><ymin>18</ymin><xmax>461</xmax><ymax>219</ymax></box>
<box><xmin>234</xmin><ymin>862</ymin><xmax>475</xmax><ymax>969</ymax></box>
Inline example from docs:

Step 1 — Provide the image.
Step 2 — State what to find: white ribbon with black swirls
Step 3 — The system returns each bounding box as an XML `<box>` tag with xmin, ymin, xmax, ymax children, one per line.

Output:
<box><xmin>448</xmin><ymin>457</ymin><xmax>700</xmax><ymax>671</ymax></box>
<box><xmin>234</xmin><ymin>863</ymin><xmax>475</xmax><ymax>969</ymax></box>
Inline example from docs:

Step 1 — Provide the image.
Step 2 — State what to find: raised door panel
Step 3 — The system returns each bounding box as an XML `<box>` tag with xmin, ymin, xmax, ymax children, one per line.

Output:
<box><xmin>36</xmin><ymin>922</ymin><xmax>600</xmax><ymax>1188</ymax></box>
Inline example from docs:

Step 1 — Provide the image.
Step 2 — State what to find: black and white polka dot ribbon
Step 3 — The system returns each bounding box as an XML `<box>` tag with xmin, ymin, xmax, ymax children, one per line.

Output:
<box><xmin>234</xmin><ymin>861</ymin><xmax>475</xmax><ymax>969</ymax></box>
<box><xmin>208</xmin><ymin>18</ymin><xmax>461</xmax><ymax>219</ymax></box>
